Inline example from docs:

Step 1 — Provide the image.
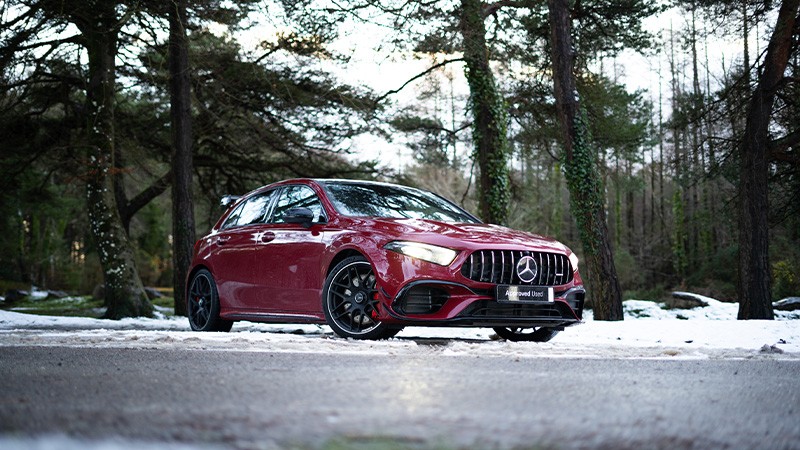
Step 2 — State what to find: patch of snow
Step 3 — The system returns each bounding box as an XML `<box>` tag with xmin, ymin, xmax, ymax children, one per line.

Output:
<box><xmin>0</xmin><ymin>435</ymin><xmax>222</xmax><ymax>450</ymax></box>
<box><xmin>29</xmin><ymin>289</ymin><xmax>49</xmax><ymax>300</ymax></box>
<box><xmin>0</xmin><ymin>299</ymin><xmax>798</xmax><ymax>360</ymax></box>
<box><xmin>775</xmin><ymin>297</ymin><xmax>800</xmax><ymax>311</ymax></box>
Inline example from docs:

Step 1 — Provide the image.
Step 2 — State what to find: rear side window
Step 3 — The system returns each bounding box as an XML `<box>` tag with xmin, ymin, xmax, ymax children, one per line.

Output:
<box><xmin>221</xmin><ymin>191</ymin><xmax>275</xmax><ymax>229</ymax></box>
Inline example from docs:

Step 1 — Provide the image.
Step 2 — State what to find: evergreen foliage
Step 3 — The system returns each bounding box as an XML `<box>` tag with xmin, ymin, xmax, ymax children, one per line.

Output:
<box><xmin>1</xmin><ymin>0</ymin><xmax>798</xmax><ymax>315</ymax></box>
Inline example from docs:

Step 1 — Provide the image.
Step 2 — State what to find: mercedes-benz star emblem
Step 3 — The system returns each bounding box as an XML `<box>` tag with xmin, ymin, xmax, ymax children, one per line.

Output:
<box><xmin>516</xmin><ymin>256</ymin><xmax>538</xmax><ymax>283</ymax></box>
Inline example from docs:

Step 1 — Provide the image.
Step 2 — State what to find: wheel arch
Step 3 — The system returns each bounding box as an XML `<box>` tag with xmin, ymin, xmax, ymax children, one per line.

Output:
<box><xmin>186</xmin><ymin>265</ymin><xmax>212</xmax><ymax>297</ymax></box>
<box><xmin>326</xmin><ymin>249</ymin><xmax>367</xmax><ymax>277</ymax></box>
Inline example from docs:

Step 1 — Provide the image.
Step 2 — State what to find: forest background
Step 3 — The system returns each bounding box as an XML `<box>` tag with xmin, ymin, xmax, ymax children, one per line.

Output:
<box><xmin>1</xmin><ymin>0</ymin><xmax>798</xmax><ymax>320</ymax></box>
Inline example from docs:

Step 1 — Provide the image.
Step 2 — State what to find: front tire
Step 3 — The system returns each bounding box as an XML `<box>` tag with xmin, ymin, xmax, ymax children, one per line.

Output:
<box><xmin>322</xmin><ymin>256</ymin><xmax>396</xmax><ymax>340</ymax></box>
<box><xmin>493</xmin><ymin>327</ymin><xmax>559</xmax><ymax>342</ymax></box>
<box><xmin>187</xmin><ymin>269</ymin><xmax>233</xmax><ymax>332</ymax></box>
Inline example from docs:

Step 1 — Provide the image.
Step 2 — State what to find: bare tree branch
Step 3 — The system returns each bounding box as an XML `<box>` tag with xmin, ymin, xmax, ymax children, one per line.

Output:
<box><xmin>769</xmin><ymin>130</ymin><xmax>800</xmax><ymax>161</ymax></box>
<box><xmin>119</xmin><ymin>170</ymin><xmax>173</xmax><ymax>229</ymax></box>
<box><xmin>374</xmin><ymin>57</ymin><xmax>465</xmax><ymax>105</ymax></box>
<box><xmin>5</xmin><ymin>34</ymin><xmax>82</xmax><ymax>53</ymax></box>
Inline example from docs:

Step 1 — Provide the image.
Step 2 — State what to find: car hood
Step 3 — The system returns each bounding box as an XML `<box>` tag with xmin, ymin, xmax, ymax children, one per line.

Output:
<box><xmin>357</xmin><ymin>218</ymin><xmax>570</xmax><ymax>254</ymax></box>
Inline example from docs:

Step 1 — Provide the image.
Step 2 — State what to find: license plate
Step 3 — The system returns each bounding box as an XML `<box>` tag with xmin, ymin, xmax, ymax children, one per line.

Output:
<box><xmin>496</xmin><ymin>285</ymin><xmax>554</xmax><ymax>303</ymax></box>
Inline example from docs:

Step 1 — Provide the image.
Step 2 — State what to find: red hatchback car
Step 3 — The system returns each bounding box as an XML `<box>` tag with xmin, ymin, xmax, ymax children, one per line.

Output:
<box><xmin>187</xmin><ymin>179</ymin><xmax>585</xmax><ymax>341</ymax></box>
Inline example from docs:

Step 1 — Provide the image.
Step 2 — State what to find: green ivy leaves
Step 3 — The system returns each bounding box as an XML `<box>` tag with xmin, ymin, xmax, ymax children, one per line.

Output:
<box><xmin>563</xmin><ymin>108</ymin><xmax>604</xmax><ymax>256</ymax></box>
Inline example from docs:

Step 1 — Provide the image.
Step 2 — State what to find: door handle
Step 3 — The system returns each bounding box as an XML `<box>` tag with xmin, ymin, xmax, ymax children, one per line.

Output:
<box><xmin>260</xmin><ymin>232</ymin><xmax>275</xmax><ymax>243</ymax></box>
<box><xmin>217</xmin><ymin>236</ymin><xmax>231</xmax><ymax>245</ymax></box>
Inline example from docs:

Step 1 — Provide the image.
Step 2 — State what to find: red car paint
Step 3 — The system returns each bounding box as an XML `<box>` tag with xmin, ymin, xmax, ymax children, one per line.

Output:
<box><xmin>188</xmin><ymin>179</ymin><xmax>585</xmax><ymax>340</ymax></box>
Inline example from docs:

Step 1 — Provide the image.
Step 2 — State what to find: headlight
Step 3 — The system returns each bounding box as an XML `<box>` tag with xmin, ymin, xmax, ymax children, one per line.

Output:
<box><xmin>568</xmin><ymin>252</ymin><xmax>579</xmax><ymax>272</ymax></box>
<box><xmin>384</xmin><ymin>241</ymin><xmax>458</xmax><ymax>266</ymax></box>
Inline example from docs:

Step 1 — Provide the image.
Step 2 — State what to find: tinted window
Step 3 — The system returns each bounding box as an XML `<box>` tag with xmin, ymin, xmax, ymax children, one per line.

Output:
<box><xmin>324</xmin><ymin>182</ymin><xmax>479</xmax><ymax>223</ymax></box>
<box><xmin>222</xmin><ymin>191</ymin><xmax>274</xmax><ymax>228</ymax></box>
<box><xmin>269</xmin><ymin>185</ymin><xmax>326</xmax><ymax>224</ymax></box>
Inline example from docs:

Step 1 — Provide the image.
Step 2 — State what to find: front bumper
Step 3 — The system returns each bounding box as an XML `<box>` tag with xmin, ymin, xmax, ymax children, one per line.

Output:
<box><xmin>384</xmin><ymin>280</ymin><xmax>585</xmax><ymax>329</ymax></box>
<box><xmin>372</xmin><ymin>246</ymin><xmax>585</xmax><ymax>329</ymax></box>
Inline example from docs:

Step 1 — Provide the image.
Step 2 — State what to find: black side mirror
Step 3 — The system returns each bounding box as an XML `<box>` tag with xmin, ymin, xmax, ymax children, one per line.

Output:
<box><xmin>284</xmin><ymin>207</ymin><xmax>316</xmax><ymax>228</ymax></box>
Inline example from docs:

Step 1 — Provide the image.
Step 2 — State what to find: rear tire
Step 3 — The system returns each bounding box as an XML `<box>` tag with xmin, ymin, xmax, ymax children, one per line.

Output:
<box><xmin>493</xmin><ymin>327</ymin><xmax>559</xmax><ymax>342</ymax></box>
<box><xmin>187</xmin><ymin>269</ymin><xmax>233</xmax><ymax>332</ymax></box>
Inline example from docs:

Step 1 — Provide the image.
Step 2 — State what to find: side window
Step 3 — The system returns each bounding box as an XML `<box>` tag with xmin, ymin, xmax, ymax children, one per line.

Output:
<box><xmin>221</xmin><ymin>202</ymin><xmax>246</xmax><ymax>229</ymax></box>
<box><xmin>268</xmin><ymin>185</ymin><xmax>326</xmax><ymax>224</ymax></box>
<box><xmin>222</xmin><ymin>191</ymin><xmax>274</xmax><ymax>229</ymax></box>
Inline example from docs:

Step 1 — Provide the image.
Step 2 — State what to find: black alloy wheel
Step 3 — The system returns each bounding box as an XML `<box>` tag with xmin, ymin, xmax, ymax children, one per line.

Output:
<box><xmin>187</xmin><ymin>269</ymin><xmax>233</xmax><ymax>332</ymax></box>
<box><xmin>493</xmin><ymin>326</ymin><xmax>559</xmax><ymax>342</ymax></box>
<box><xmin>322</xmin><ymin>256</ymin><xmax>401</xmax><ymax>340</ymax></box>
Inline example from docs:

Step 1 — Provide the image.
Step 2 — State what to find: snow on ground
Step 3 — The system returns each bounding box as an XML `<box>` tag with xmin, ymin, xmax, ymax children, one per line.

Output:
<box><xmin>0</xmin><ymin>435</ymin><xmax>221</xmax><ymax>450</ymax></box>
<box><xmin>1</xmin><ymin>295</ymin><xmax>798</xmax><ymax>360</ymax></box>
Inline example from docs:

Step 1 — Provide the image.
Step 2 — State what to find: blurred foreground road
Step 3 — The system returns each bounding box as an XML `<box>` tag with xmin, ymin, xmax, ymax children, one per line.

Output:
<box><xmin>1</xmin><ymin>346</ymin><xmax>798</xmax><ymax>450</ymax></box>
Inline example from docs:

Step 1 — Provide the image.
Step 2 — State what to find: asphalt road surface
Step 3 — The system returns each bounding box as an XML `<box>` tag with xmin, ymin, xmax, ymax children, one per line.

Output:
<box><xmin>1</xmin><ymin>346</ymin><xmax>798</xmax><ymax>450</ymax></box>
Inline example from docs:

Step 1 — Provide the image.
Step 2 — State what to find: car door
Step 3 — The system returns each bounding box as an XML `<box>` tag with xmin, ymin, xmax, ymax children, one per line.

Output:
<box><xmin>249</xmin><ymin>184</ymin><xmax>329</xmax><ymax>315</ymax></box>
<box><xmin>211</xmin><ymin>190</ymin><xmax>277</xmax><ymax>313</ymax></box>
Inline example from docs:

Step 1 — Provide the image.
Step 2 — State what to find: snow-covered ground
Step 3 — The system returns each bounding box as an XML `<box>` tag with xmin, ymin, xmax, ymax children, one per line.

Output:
<box><xmin>2</xmin><ymin>296</ymin><xmax>798</xmax><ymax>450</ymax></box>
<box><xmin>1</xmin><ymin>295</ymin><xmax>798</xmax><ymax>360</ymax></box>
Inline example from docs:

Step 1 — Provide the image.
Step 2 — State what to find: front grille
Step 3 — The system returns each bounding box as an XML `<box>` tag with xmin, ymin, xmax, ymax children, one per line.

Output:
<box><xmin>460</xmin><ymin>250</ymin><xmax>573</xmax><ymax>286</ymax></box>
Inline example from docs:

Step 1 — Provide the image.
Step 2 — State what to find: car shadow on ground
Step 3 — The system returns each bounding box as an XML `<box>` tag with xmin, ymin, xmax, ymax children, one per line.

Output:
<box><xmin>240</xmin><ymin>326</ymin><xmax>493</xmax><ymax>345</ymax></box>
<box><xmin>396</xmin><ymin>336</ymin><xmax>491</xmax><ymax>345</ymax></box>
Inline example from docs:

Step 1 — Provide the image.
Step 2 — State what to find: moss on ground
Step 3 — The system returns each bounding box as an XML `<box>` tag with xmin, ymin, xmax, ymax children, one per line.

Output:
<box><xmin>1</xmin><ymin>292</ymin><xmax>176</xmax><ymax>318</ymax></box>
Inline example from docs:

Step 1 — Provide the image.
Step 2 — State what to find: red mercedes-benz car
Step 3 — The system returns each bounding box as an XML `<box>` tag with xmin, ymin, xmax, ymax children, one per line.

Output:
<box><xmin>187</xmin><ymin>179</ymin><xmax>585</xmax><ymax>341</ymax></box>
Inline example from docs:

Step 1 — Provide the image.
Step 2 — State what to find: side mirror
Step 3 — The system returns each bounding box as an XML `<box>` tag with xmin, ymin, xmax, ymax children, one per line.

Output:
<box><xmin>283</xmin><ymin>207</ymin><xmax>316</xmax><ymax>228</ymax></box>
<box><xmin>220</xmin><ymin>195</ymin><xmax>241</xmax><ymax>209</ymax></box>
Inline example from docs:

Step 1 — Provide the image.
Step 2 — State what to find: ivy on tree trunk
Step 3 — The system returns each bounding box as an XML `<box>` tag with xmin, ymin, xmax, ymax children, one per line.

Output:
<box><xmin>547</xmin><ymin>0</ymin><xmax>623</xmax><ymax>321</ymax></box>
<box><xmin>459</xmin><ymin>0</ymin><xmax>510</xmax><ymax>225</ymax></box>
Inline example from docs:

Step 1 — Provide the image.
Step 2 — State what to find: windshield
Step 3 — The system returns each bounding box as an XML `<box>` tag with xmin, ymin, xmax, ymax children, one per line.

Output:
<box><xmin>323</xmin><ymin>182</ymin><xmax>480</xmax><ymax>224</ymax></box>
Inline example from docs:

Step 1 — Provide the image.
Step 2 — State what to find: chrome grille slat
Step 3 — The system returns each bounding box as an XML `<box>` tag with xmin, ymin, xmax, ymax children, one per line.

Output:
<box><xmin>469</xmin><ymin>253</ymin><xmax>476</xmax><ymax>280</ymax></box>
<box><xmin>461</xmin><ymin>250</ymin><xmax>574</xmax><ymax>287</ymax></box>
<box><xmin>553</xmin><ymin>256</ymin><xmax>561</xmax><ymax>284</ymax></box>
<box><xmin>537</xmin><ymin>252</ymin><xmax>544</xmax><ymax>285</ymax></box>
<box><xmin>490</xmin><ymin>251</ymin><xmax>496</xmax><ymax>284</ymax></box>
<box><xmin>500</xmin><ymin>251</ymin><xmax>506</xmax><ymax>284</ymax></box>
<box><xmin>510</xmin><ymin>251</ymin><xmax>517</xmax><ymax>285</ymax></box>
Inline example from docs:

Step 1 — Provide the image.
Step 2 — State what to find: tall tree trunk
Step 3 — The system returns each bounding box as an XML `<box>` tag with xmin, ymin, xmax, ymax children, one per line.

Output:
<box><xmin>737</xmin><ymin>0</ymin><xmax>799</xmax><ymax>320</ymax></box>
<box><xmin>704</xmin><ymin>29</ymin><xmax>719</xmax><ymax>254</ymax></box>
<box><xmin>613</xmin><ymin>157</ymin><xmax>621</xmax><ymax>250</ymax></box>
<box><xmin>547</xmin><ymin>0</ymin><xmax>623</xmax><ymax>321</ymax></box>
<box><xmin>626</xmin><ymin>158</ymin><xmax>634</xmax><ymax>251</ymax></box>
<box><xmin>742</xmin><ymin>1</ymin><xmax>751</xmax><ymax>89</ymax></box>
<box><xmin>170</xmin><ymin>0</ymin><xmax>194</xmax><ymax>317</ymax></box>
<box><xmin>657</xmin><ymin>58</ymin><xmax>665</xmax><ymax>237</ymax></box>
<box><xmin>459</xmin><ymin>0</ymin><xmax>510</xmax><ymax>225</ymax></box>
<box><xmin>669</xmin><ymin>23</ymin><xmax>687</xmax><ymax>282</ymax></box>
<box><xmin>689</xmin><ymin>6</ymin><xmax>701</xmax><ymax>271</ymax></box>
<box><xmin>552</xmin><ymin>161</ymin><xmax>563</xmax><ymax>237</ymax></box>
<box><xmin>82</xmin><ymin>13</ymin><xmax>153</xmax><ymax>319</ymax></box>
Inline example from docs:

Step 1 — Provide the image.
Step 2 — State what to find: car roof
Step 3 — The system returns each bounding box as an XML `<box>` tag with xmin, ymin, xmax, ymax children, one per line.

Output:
<box><xmin>254</xmin><ymin>178</ymin><xmax>424</xmax><ymax>192</ymax></box>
